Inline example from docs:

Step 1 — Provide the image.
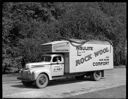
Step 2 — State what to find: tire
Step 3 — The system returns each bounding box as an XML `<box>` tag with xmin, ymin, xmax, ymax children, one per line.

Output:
<box><xmin>22</xmin><ymin>81</ymin><xmax>33</xmax><ymax>87</ymax></box>
<box><xmin>35</xmin><ymin>74</ymin><xmax>49</xmax><ymax>88</ymax></box>
<box><xmin>91</xmin><ymin>71</ymin><xmax>102</xmax><ymax>81</ymax></box>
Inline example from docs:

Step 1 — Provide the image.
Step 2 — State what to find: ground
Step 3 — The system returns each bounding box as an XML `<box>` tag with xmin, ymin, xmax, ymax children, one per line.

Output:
<box><xmin>70</xmin><ymin>85</ymin><xmax>126</xmax><ymax>98</ymax></box>
<box><xmin>2</xmin><ymin>66</ymin><xmax>126</xmax><ymax>98</ymax></box>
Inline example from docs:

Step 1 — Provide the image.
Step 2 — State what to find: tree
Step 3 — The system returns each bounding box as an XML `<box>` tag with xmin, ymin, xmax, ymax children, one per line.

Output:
<box><xmin>2</xmin><ymin>2</ymin><xmax>126</xmax><ymax>73</ymax></box>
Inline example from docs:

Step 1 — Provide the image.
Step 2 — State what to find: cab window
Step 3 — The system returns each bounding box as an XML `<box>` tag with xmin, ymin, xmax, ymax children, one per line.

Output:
<box><xmin>53</xmin><ymin>56</ymin><xmax>62</xmax><ymax>62</ymax></box>
<box><xmin>41</xmin><ymin>56</ymin><xmax>51</xmax><ymax>62</ymax></box>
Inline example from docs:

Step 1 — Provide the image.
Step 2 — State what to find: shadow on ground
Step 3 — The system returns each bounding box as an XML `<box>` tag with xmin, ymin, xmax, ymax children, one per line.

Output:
<box><xmin>11</xmin><ymin>83</ymin><xmax>37</xmax><ymax>89</ymax></box>
<box><xmin>11</xmin><ymin>77</ymin><xmax>104</xmax><ymax>89</ymax></box>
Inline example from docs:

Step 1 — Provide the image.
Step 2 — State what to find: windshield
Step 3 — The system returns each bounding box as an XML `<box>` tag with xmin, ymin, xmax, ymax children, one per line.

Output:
<box><xmin>41</xmin><ymin>56</ymin><xmax>51</xmax><ymax>62</ymax></box>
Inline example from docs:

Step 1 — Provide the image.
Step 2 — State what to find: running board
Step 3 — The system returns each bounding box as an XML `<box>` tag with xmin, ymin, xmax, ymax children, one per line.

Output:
<box><xmin>52</xmin><ymin>76</ymin><xmax>67</xmax><ymax>80</ymax></box>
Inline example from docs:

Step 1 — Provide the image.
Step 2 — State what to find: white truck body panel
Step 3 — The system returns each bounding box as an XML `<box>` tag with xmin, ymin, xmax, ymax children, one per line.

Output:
<box><xmin>69</xmin><ymin>42</ymin><xmax>113</xmax><ymax>73</ymax></box>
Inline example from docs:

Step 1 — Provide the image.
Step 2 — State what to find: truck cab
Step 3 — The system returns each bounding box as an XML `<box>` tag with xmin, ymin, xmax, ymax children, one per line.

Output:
<box><xmin>18</xmin><ymin>54</ymin><xmax>64</xmax><ymax>88</ymax></box>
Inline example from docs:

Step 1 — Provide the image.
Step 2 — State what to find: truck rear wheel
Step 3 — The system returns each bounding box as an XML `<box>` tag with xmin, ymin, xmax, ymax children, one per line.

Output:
<box><xmin>91</xmin><ymin>71</ymin><xmax>102</xmax><ymax>81</ymax></box>
<box><xmin>36</xmin><ymin>74</ymin><xmax>49</xmax><ymax>88</ymax></box>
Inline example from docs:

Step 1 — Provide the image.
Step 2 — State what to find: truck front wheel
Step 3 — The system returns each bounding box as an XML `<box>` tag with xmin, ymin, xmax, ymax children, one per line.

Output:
<box><xmin>35</xmin><ymin>74</ymin><xmax>49</xmax><ymax>88</ymax></box>
<box><xmin>91</xmin><ymin>71</ymin><xmax>102</xmax><ymax>81</ymax></box>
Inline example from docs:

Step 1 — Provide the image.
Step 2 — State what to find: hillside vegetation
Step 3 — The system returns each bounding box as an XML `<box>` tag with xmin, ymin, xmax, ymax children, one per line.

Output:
<box><xmin>2</xmin><ymin>2</ymin><xmax>126</xmax><ymax>73</ymax></box>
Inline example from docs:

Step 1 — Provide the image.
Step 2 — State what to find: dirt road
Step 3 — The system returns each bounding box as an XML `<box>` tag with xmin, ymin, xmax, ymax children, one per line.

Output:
<box><xmin>70</xmin><ymin>85</ymin><xmax>126</xmax><ymax>98</ymax></box>
<box><xmin>2</xmin><ymin>67</ymin><xmax>126</xmax><ymax>98</ymax></box>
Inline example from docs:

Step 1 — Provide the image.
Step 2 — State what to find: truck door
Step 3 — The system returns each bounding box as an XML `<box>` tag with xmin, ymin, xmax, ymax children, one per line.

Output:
<box><xmin>51</xmin><ymin>56</ymin><xmax>64</xmax><ymax>76</ymax></box>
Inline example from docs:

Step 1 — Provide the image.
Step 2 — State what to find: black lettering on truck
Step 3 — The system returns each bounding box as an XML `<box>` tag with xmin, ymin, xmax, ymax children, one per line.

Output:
<box><xmin>93</xmin><ymin>62</ymin><xmax>109</xmax><ymax>66</ymax></box>
<box><xmin>94</xmin><ymin>47</ymin><xmax>109</xmax><ymax>57</ymax></box>
<box><xmin>76</xmin><ymin>54</ymin><xmax>92</xmax><ymax>66</ymax></box>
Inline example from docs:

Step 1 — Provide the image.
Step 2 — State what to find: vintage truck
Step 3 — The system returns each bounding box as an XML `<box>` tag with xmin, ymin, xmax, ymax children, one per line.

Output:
<box><xmin>17</xmin><ymin>39</ymin><xmax>113</xmax><ymax>88</ymax></box>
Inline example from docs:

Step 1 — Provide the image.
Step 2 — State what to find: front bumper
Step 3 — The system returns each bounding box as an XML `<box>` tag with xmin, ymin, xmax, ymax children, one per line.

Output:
<box><xmin>17</xmin><ymin>70</ymin><xmax>35</xmax><ymax>81</ymax></box>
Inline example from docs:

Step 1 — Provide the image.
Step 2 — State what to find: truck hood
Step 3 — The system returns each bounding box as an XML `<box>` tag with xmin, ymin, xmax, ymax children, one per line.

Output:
<box><xmin>26</xmin><ymin>62</ymin><xmax>50</xmax><ymax>69</ymax></box>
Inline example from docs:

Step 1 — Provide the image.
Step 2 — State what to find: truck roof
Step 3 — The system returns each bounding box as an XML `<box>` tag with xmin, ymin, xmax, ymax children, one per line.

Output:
<box><xmin>41</xmin><ymin>39</ymin><xmax>111</xmax><ymax>45</ymax></box>
<box><xmin>41</xmin><ymin>40</ymin><xmax>68</xmax><ymax>45</ymax></box>
<box><xmin>86</xmin><ymin>40</ymin><xmax>111</xmax><ymax>45</ymax></box>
